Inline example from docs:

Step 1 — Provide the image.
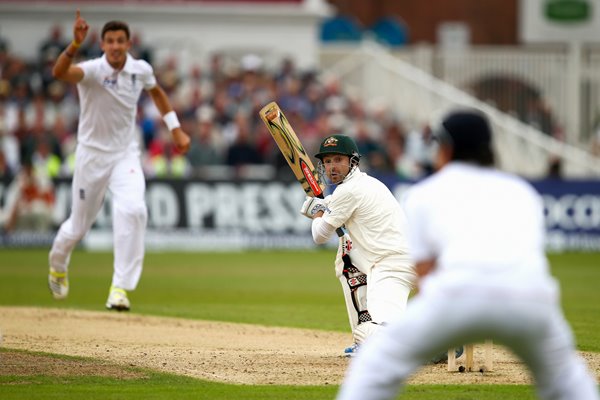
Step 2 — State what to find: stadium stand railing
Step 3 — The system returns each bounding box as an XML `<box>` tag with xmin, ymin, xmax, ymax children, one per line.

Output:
<box><xmin>321</xmin><ymin>40</ymin><xmax>600</xmax><ymax>178</ymax></box>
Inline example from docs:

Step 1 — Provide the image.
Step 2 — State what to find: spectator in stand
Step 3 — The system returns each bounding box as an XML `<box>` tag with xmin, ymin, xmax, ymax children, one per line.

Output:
<box><xmin>226</xmin><ymin>111</ymin><xmax>263</xmax><ymax>168</ymax></box>
<box><xmin>302</xmin><ymin>81</ymin><xmax>325</xmax><ymax>123</ymax></box>
<box><xmin>155</xmin><ymin>56</ymin><xmax>181</xmax><ymax>99</ymax></box>
<box><xmin>0</xmin><ymin>114</ymin><xmax>20</xmax><ymax>175</ymax></box>
<box><xmin>79</xmin><ymin>30</ymin><xmax>103</xmax><ymax>59</ymax></box>
<box><xmin>546</xmin><ymin>156</ymin><xmax>563</xmax><ymax>179</ymax></box>
<box><xmin>353</xmin><ymin>118</ymin><xmax>384</xmax><ymax>170</ymax></box>
<box><xmin>20</xmin><ymin>117</ymin><xmax>63</xmax><ymax>171</ymax></box>
<box><xmin>274</xmin><ymin>56</ymin><xmax>295</xmax><ymax>84</ymax></box>
<box><xmin>207</xmin><ymin>52</ymin><xmax>226</xmax><ymax>91</ymax></box>
<box><xmin>13</xmin><ymin>109</ymin><xmax>32</xmax><ymax>162</ymax></box>
<box><xmin>2</xmin><ymin>50</ymin><xmax>28</xmax><ymax>95</ymax></box>
<box><xmin>9</xmin><ymin>76</ymin><xmax>31</xmax><ymax>110</ymax></box>
<box><xmin>1</xmin><ymin>156</ymin><xmax>55</xmax><ymax>233</ymax></box>
<box><xmin>45</xmin><ymin>81</ymin><xmax>79</xmax><ymax>131</ymax></box>
<box><xmin>176</xmin><ymin>64</ymin><xmax>209</xmax><ymax>120</ymax></box>
<box><xmin>380</xmin><ymin>118</ymin><xmax>409</xmax><ymax>178</ymax></box>
<box><xmin>146</xmin><ymin>138</ymin><xmax>190</xmax><ymax>178</ymax></box>
<box><xmin>212</xmin><ymin>86</ymin><xmax>235</xmax><ymax>129</ymax></box>
<box><xmin>0</xmin><ymin>151</ymin><xmax>13</xmax><ymax>181</ymax></box>
<box><xmin>403</xmin><ymin>123</ymin><xmax>435</xmax><ymax>179</ymax></box>
<box><xmin>51</xmin><ymin>114</ymin><xmax>75</xmax><ymax>150</ymax></box>
<box><xmin>186</xmin><ymin>105</ymin><xmax>224</xmax><ymax>171</ymax></box>
<box><xmin>278</xmin><ymin>75</ymin><xmax>309</xmax><ymax>119</ymax></box>
<box><xmin>31</xmin><ymin>135</ymin><xmax>62</xmax><ymax>178</ymax></box>
<box><xmin>0</xmin><ymin>77</ymin><xmax>8</xmax><ymax>101</ymax></box>
<box><xmin>387</xmin><ymin>135</ymin><xmax>409</xmax><ymax>179</ymax></box>
<box><xmin>38</xmin><ymin>25</ymin><xmax>67</xmax><ymax>68</ymax></box>
<box><xmin>130</xmin><ymin>32</ymin><xmax>153</xmax><ymax>65</ymax></box>
<box><xmin>0</xmin><ymin>36</ymin><xmax>9</xmax><ymax>75</ymax></box>
<box><xmin>37</xmin><ymin>25</ymin><xmax>67</xmax><ymax>93</ymax></box>
<box><xmin>145</xmin><ymin>115</ymin><xmax>194</xmax><ymax>178</ymax></box>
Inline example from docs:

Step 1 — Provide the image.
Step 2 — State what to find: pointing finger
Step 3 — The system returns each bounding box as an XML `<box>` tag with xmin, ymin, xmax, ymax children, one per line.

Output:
<box><xmin>76</xmin><ymin>8</ymin><xmax>80</xmax><ymax>19</ymax></box>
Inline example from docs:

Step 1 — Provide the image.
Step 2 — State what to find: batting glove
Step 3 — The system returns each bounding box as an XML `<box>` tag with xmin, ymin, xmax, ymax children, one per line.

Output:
<box><xmin>300</xmin><ymin>196</ymin><xmax>328</xmax><ymax>219</ymax></box>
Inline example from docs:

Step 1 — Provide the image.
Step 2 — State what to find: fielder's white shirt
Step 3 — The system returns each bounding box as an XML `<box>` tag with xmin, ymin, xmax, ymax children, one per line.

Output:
<box><xmin>403</xmin><ymin>162</ymin><xmax>557</xmax><ymax>296</ymax></box>
<box><xmin>320</xmin><ymin>167</ymin><xmax>411</xmax><ymax>271</ymax></box>
<box><xmin>77</xmin><ymin>53</ymin><xmax>156</xmax><ymax>152</ymax></box>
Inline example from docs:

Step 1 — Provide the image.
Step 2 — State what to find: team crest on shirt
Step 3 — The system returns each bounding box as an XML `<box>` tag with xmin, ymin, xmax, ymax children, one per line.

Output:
<box><xmin>102</xmin><ymin>75</ymin><xmax>118</xmax><ymax>88</ymax></box>
<box><xmin>323</xmin><ymin>137</ymin><xmax>338</xmax><ymax>147</ymax></box>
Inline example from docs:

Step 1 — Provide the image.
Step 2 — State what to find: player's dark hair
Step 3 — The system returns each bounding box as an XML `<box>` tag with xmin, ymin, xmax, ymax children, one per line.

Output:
<box><xmin>101</xmin><ymin>21</ymin><xmax>130</xmax><ymax>40</ymax></box>
<box><xmin>436</xmin><ymin>110</ymin><xmax>495</xmax><ymax>167</ymax></box>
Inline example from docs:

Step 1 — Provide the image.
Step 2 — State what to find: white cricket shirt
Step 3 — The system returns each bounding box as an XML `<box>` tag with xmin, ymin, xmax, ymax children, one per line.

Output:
<box><xmin>403</xmin><ymin>162</ymin><xmax>556</xmax><ymax>294</ymax></box>
<box><xmin>321</xmin><ymin>167</ymin><xmax>411</xmax><ymax>270</ymax></box>
<box><xmin>77</xmin><ymin>53</ymin><xmax>156</xmax><ymax>152</ymax></box>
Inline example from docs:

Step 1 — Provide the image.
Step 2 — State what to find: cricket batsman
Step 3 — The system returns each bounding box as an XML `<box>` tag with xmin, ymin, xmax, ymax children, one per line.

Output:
<box><xmin>300</xmin><ymin>134</ymin><xmax>417</xmax><ymax>356</ymax></box>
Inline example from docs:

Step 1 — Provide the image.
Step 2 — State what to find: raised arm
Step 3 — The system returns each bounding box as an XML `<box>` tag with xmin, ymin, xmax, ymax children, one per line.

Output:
<box><xmin>52</xmin><ymin>9</ymin><xmax>88</xmax><ymax>83</ymax></box>
<box><xmin>147</xmin><ymin>85</ymin><xmax>191</xmax><ymax>154</ymax></box>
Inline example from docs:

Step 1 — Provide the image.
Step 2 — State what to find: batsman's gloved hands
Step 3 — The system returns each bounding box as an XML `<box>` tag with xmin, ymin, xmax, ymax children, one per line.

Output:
<box><xmin>300</xmin><ymin>196</ymin><xmax>328</xmax><ymax>219</ymax></box>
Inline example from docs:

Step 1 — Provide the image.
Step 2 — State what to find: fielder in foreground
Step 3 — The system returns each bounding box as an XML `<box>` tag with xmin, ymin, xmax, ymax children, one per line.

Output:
<box><xmin>48</xmin><ymin>10</ymin><xmax>190</xmax><ymax>310</ymax></box>
<box><xmin>336</xmin><ymin>110</ymin><xmax>599</xmax><ymax>400</ymax></box>
<box><xmin>300</xmin><ymin>135</ymin><xmax>416</xmax><ymax>356</ymax></box>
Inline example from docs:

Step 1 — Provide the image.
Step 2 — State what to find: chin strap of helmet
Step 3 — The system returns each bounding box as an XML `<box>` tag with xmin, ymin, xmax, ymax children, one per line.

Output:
<box><xmin>349</xmin><ymin>154</ymin><xmax>360</xmax><ymax>169</ymax></box>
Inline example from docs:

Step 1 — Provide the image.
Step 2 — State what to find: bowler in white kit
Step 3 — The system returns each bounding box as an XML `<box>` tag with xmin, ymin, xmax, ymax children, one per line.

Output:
<box><xmin>337</xmin><ymin>109</ymin><xmax>599</xmax><ymax>400</ymax></box>
<box><xmin>47</xmin><ymin>10</ymin><xmax>190</xmax><ymax>310</ymax></box>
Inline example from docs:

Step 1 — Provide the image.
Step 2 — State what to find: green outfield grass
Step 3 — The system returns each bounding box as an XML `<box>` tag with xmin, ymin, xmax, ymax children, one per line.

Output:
<box><xmin>550</xmin><ymin>252</ymin><xmax>600</xmax><ymax>352</ymax></box>
<box><xmin>0</xmin><ymin>349</ymin><xmax>537</xmax><ymax>400</ymax></box>
<box><xmin>0</xmin><ymin>357</ymin><xmax>537</xmax><ymax>400</ymax></box>
<box><xmin>0</xmin><ymin>249</ymin><xmax>598</xmax><ymax>399</ymax></box>
<box><xmin>0</xmin><ymin>373</ymin><xmax>536</xmax><ymax>400</ymax></box>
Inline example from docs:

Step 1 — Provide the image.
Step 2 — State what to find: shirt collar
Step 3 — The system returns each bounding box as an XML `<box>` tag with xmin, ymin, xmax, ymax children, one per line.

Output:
<box><xmin>341</xmin><ymin>166</ymin><xmax>361</xmax><ymax>184</ymax></box>
<box><xmin>101</xmin><ymin>53</ymin><xmax>133</xmax><ymax>73</ymax></box>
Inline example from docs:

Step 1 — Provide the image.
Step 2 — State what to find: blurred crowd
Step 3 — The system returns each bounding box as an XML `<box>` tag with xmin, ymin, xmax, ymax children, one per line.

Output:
<box><xmin>0</xmin><ymin>25</ymin><xmax>436</xmax><ymax>188</ymax></box>
<box><xmin>4</xmin><ymin>26</ymin><xmax>600</xmax><ymax>232</ymax></box>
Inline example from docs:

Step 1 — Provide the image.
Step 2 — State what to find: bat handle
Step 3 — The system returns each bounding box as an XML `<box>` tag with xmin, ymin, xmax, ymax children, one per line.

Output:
<box><xmin>316</xmin><ymin>193</ymin><xmax>344</xmax><ymax>238</ymax></box>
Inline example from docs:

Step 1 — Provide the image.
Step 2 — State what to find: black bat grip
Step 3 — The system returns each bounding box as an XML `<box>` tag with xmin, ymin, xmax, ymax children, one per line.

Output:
<box><xmin>316</xmin><ymin>192</ymin><xmax>344</xmax><ymax>238</ymax></box>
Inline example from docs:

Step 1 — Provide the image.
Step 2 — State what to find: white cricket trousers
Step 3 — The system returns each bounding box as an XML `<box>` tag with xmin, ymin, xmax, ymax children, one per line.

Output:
<box><xmin>337</xmin><ymin>287</ymin><xmax>599</xmax><ymax>400</ymax></box>
<box><xmin>49</xmin><ymin>144</ymin><xmax>147</xmax><ymax>291</ymax></box>
<box><xmin>337</xmin><ymin>254</ymin><xmax>416</xmax><ymax>344</ymax></box>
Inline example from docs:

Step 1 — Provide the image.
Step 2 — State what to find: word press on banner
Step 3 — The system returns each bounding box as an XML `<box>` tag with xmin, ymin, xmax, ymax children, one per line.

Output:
<box><xmin>1</xmin><ymin>178</ymin><xmax>599</xmax><ymax>251</ymax></box>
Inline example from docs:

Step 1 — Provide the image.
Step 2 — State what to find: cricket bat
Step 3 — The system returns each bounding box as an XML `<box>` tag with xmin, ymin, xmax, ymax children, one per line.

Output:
<box><xmin>259</xmin><ymin>101</ymin><xmax>324</xmax><ymax>198</ymax></box>
<box><xmin>259</xmin><ymin>101</ymin><xmax>346</xmax><ymax>236</ymax></box>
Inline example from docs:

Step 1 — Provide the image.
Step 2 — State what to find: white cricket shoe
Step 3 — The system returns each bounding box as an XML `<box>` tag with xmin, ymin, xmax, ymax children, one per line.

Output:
<box><xmin>48</xmin><ymin>267</ymin><xmax>69</xmax><ymax>300</ymax></box>
<box><xmin>105</xmin><ymin>286</ymin><xmax>130</xmax><ymax>311</ymax></box>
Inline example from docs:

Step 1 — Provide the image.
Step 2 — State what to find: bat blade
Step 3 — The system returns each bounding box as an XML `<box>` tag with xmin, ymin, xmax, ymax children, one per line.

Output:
<box><xmin>259</xmin><ymin>101</ymin><xmax>324</xmax><ymax>198</ymax></box>
<box><xmin>261</xmin><ymin>102</ymin><xmax>347</xmax><ymax>240</ymax></box>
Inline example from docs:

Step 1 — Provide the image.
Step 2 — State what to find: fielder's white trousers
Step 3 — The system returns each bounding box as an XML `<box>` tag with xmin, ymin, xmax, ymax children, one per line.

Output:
<box><xmin>49</xmin><ymin>144</ymin><xmax>147</xmax><ymax>291</ymax></box>
<box><xmin>337</xmin><ymin>286</ymin><xmax>599</xmax><ymax>400</ymax></box>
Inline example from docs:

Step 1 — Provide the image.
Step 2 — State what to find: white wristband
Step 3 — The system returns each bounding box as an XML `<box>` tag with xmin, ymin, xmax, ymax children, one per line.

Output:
<box><xmin>163</xmin><ymin>111</ymin><xmax>180</xmax><ymax>131</ymax></box>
